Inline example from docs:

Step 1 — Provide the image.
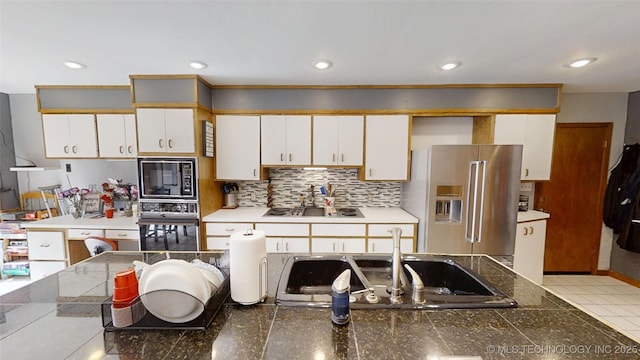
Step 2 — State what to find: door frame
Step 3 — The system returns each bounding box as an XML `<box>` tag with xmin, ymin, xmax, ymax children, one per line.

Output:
<box><xmin>539</xmin><ymin>122</ymin><xmax>612</xmax><ymax>274</ymax></box>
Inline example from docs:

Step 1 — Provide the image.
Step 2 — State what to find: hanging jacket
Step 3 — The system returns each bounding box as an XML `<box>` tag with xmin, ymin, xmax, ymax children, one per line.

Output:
<box><xmin>603</xmin><ymin>144</ymin><xmax>640</xmax><ymax>233</ymax></box>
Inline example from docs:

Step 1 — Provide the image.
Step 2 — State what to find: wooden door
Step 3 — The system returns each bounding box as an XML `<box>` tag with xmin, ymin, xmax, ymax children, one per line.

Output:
<box><xmin>536</xmin><ymin>123</ymin><xmax>612</xmax><ymax>273</ymax></box>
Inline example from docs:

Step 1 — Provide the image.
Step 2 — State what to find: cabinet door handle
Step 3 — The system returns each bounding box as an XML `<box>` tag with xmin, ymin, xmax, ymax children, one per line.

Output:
<box><xmin>372</xmin><ymin>243</ymin><xmax>375</xmax><ymax>252</ymax></box>
<box><xmin>289</xmin><ymin>153</ymin><xmax>292</xmax><ymax>162</ymax></box>
<box><xmin>119</xmin><ymin>146</ymin><xmax>125</xmax><ymax>154</ymax></box>
<box><xmin>524</xmin><ymin>227</ymin><xmax>529</xmax><ymax>236</ymax></box>
<box><xmin>341</xmin><ymin>154</ymin><xmax>344</xmax><ymax>162</ymax></box>
<box><xmin>369</xmin><ymin>168</ymin><xmax>373</xmax><ymax>176</ymax></box>
<box><xmin>525</xmin><ymin>168</ymin><xmax>529</xmax><ymax>177</ymax></box>
<box><xmin>529</xmin><ymin>226</ymin><xmax>534</xmax><ymax>235</ymax></box>
<box><xmin>342</xmin><ymin>243</ymin><xmax>345</xmax><ymax>252</ymax></box>
<box><xmin>276</xmin><ymin>242</ymin><xmax>280</xmax><ymax>251</ymax></box>
<box><xmin>159</xmin><ymin>139</ymin><xmax>163</xmax><ymax>148</ymax></box>
<box><xmin>64</xmin><ymin>145</ymin><xmax>69</xmax><ymax>154</ymax></box>
<box><xmin>40</xmin><ymin>243</ymin><xmax>50</xmax><ymax>248</ymax></box>
<box><xmin>72</xmin><ymin>145</ymin><xmax>78</xmax><ymax>154</ymax></box>
<box><xmin>168</xmin><ymin>139</ymin><xmax>173</xmax><ymax>149</ymax></box>
<box><xmin>224</xmin><ymin>228</ymin><xmax>235</xmax><ymax>232</ymax></box>
<box><xmin>81</xmin><ymin>232</ymin><xmax>90</xmax><ymax>235</ymax></box>
<box><xmin>117</xmin><ymin>233</ymin><xmax>127</xmax><ymax>237</ymax></box>
<box><xmin>333</xmin><ymin>243</ymin><xmax>336</xmax><ymax>252</ymax></box>
<box><xmin>332</xmin><ymin>154</ymin><xmax>336</xmax><ymax>163</ymax></box>
<box><xmin>253</xmin><ymin>169</ymin><xmax>257</xmax><ymax>177</ymax></box>
<box><xmin>127</xmin><ymin>146</ymin><xmax>133</xmax><ymax>154</ymax></box>
<box><xmin>280</xmin><ymin>153</ymin><xmax>284</xmax><ymax>162</ymax></box>
<box><xmin>285</xmin><ymin>242</ymin><xmax>289</xmax><ymax>252</ymax></box>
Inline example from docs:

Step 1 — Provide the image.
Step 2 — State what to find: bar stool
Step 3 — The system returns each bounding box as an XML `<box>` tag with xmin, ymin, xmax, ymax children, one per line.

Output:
<box><xmin>84</xmin><ymin>236</ymin><xmax>118</xmax><ymax>256</ymax></box>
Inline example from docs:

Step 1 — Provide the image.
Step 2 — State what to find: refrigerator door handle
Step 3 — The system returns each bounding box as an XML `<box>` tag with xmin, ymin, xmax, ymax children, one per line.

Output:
<box><xmin>465</xmin><ymin>160</ymin><xmax>481</xmax><ymax>243</ymax></box>
<box><xmin>476</xmin><ymin>160</ymin><xmax>487</xmax><ymax>243</ymax></box>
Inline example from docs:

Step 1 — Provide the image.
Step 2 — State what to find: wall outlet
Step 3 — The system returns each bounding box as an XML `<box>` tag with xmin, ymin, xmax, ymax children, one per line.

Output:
<box><xmin>65</xmin><ymin>163</ymin><xmax>71</xmax><ymax>173</ymax></box>
<box><xmin>519</xmin><ymin>182</ymin><xmax>533</xmax><ymax>192</ymax></box>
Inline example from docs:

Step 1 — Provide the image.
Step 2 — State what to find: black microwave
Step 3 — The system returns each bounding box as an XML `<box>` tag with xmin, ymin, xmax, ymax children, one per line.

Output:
<box><xmin>138</xmin><ymin>158</ymin><xmax>197</xmax><ymax>200</ymax></box>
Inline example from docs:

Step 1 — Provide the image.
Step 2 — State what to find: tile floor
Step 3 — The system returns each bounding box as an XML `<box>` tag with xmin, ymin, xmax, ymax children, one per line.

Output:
<box><xmin>543</xmin><ymin>275</ymin><xmax>640</xmax><ymax>343</ymax></box>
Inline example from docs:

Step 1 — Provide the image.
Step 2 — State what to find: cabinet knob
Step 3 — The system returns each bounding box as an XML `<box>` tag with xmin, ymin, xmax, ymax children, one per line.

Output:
<box><xmin>280</xmin><ymin>153</ymin><xmax>284</xmax><ymax>162</ymax></box>
<box><xmin>341</xmin><ymin>154</ymin><xmax>344</xmax><ymax>162</ymax></box>
<box><xmin>525</xmin><ymin>168</ymin><xmax>529</xmax><ymax>177</ymax></box>
<box><xmin>224</xmin><ymin>228</ymin><xmax>235</xmax><ymax>232</ymax></box>
<box><xmin>285</xmin><ymin>242</ymin><xmax>289</xmax><ymax>252</ymax></box>
<box><xmin>524</xmin><ymin>227</ymin><xmax>529</xmax><ymax>236</ymax></box>
<box><xmin>289</xmin><ymin>153</ymin><xmax>292</xmax><ymax>162</ymax></box>
<box><xmin>119</xmin><ymin>146</ymin><xmax>125</xmax><ymax>154</ymax></box>
<box><xmin>158</xmin><ymin>139</ymin><xmax>163</xmax><ymax>148</ymax></box>
<box><xmin>529</xmin><ymin>226</ymin><xmax>534</xmax><ymax>235</ymax></box>
<box><xmin>40</xmin><ymin>243</ymin><xmax>50</xmax><ymax>247</ymax></box>
<box><xmin>372</xmin><ymin>243</ymin><xmax>375</xmax><ymax>252</ymax></box>
<box><xmin>168</xmin><ymin>139</ymin><xmax>173</xmax><ymax>149</ymax></box>
<box><xmin>332</xmin><ymin>154</ymin><xmax>336</xmax><ymax>163</ymax></box>
<box><xmin>127</xmin><ymin>146</ymin><xmax>133</xmax><ymax>154</ymax></box>
<box><xmin>276</xmin><ymin>242</ymin><xmax>280</xmax><ymax>251</ymax></box>
<box><xmin>369</xmin><ymin>168</ymin><xmax>373</xmax><ymax>176</ymax></box>
<box><xmin>72</xmin><ymin>146</ymin><xmax>78</xmax><ymax>154</ymax></box>
<box><xmin>64</xmin><ymin>145</ymin><xmax>69</xmax><ymax>154</ymax></box>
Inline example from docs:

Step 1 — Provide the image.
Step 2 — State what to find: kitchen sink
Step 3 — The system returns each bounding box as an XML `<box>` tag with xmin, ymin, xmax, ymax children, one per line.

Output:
<box><xmin>276</xmin><ymin>254</ymin><xmax>517</xmax><ymax>309</ymax></box>
<box><xmin>302</xmin><ymin>207</ymin><xmax>325</xmax><ymax>216</ymax></box>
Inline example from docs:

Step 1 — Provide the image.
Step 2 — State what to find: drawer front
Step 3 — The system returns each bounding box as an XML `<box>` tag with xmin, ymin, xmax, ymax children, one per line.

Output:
<box><xmin>206</xmin><ymin>236</ymin><xmax>231</xmax><ymax>250</ymax></box>
<box><xmin>67</xmin><ymin>228</ymin><xmax>105</xmax><ymax>239</ymax></box>
<box><xmin>368</xmin><ymin>238</ymin><xmax>414</xmax><ymax>253</ymax></box>
<box><xmin>205</xmin><ymin>222</ymin><xmax>253</xmax><ymax>236</ymax></box>
<box><xmin>255</xmin><ymin>223</ymin><xmax>309</xmax><ymax>237</ymax></box>
<box><xmin>28</xmin><ymin>231</ymin><xmax>66</xmax><ymax>260</ymax></box>
<box><xmin>105</xmin><ymin>229</ymin><xmax>140</xmax><ymax>240</ymax></box>
<box><xmin>311</xmin><ymin>223</ymin><xmax>366</xmax><ymax>237</ymax></box>
<box><xmin>368</xmin><ymin>224</ymin><xmax>415</xmax><ymax>237</ymax></box>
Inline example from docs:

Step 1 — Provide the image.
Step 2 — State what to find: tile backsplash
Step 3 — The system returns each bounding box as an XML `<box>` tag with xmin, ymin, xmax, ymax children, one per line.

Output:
<box><xmin>234</xmin><ymin>168</ymin><xmax>401</xmax><ymax>208</ymax></box>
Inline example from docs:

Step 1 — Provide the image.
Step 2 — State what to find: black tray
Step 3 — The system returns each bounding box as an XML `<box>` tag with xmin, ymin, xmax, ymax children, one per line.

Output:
<box><xmin>101</xmin><ymin>274</ymin><xmax>230</xmax><ymax>331</ymax></box>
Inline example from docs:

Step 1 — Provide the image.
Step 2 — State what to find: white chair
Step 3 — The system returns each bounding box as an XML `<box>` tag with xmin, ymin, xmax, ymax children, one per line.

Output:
<box><xmin>84</xmin><ymin>236</ymin><xmax>119</xmax><ymax>256</ymax></box>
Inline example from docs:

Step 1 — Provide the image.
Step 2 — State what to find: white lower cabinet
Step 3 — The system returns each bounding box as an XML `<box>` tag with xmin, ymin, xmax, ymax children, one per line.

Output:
<box><xmin>513</xmin><ymin>219</ymin><xmax>547</xmax><ymax>284</ymax></box>
<box><xmin>27</xmin><ymin>231</ymin><xmax>66</xmax><ymax>261</ymax></box>
<box><xmin>367</xmin><ymin>238</ymin><xmax>414</xmax><ymax>254</ymax></box>
<box><xmin>312</xmin><ymin>238</ymin><xmax>366</xmax><ymax>254</ymax></box>
<box><xmin>205</xmin><ymin>222</ymin><xmax>254</xmax><ymax>250</ymax></box>
<box><xmin>266</xmin><ymin>237</ymin><xmax>310</xmax><ymax>253</ymax></box>
<box><xmin>29</xmin><ymin>261</ymin><xmax>66</xmax><ymax>280</ymax></box>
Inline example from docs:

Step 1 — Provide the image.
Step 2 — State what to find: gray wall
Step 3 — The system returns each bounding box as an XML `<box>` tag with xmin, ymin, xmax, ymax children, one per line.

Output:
<box><xmin>556</xmin><ymin>93</ymin><xmax>629</xmax><ymax>271</ymax></box>
<box><xmin>0</xmin><ymin>93</ymin><xmax>19</xmax><ymax>210</ymax></box>
<box><xmin>610</xmin><ymin>90</ymin><xmax>640</xmax><ymax>280</ymax></box>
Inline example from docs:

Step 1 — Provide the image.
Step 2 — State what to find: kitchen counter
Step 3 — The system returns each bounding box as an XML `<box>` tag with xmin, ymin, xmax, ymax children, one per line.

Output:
<box><xmin>517</xmin><ymin>210</ymin><xmax>550</xmax><ymax>223</ymax></box>
<box><xmin>202</xmin><ymin>206</ymin><xmax>419</xmax><ymax>224</ymax></box>
<box><xmin>19</xmin><ymin>213</ymin><xmax>139</xmax><ymax>230</ymax></box>
<box><xmin>1</xmin><ymin>252</ymin><xmax>638</xmax><ymax>359</ymax></box>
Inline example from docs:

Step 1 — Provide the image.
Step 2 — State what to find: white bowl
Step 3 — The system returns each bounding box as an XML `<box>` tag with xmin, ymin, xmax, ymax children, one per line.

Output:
<box><xmin>138</xmin><ymin>259</ymin><xmax>210</xmax><ymax>323</ymax></box>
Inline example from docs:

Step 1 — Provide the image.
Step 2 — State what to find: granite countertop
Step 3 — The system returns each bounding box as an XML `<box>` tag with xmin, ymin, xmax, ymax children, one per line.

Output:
<box><xmin>19</xmin><ymin>213</ymin><xmax>139</xmax><ymax>230</ymax></box>
<box><xmin>202</xmin><ymin>207</ymin><xmax>419</xmax><ymax>224</ymax></box>
<box><xmin>1</xmin><ymin>251</ymin><xmax>638</xmax><ymax>359</ymax></box>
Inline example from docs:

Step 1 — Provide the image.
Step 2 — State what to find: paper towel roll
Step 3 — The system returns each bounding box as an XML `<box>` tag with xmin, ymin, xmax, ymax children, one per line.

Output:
<box><xmin>230</xmin><ymin>229</ymin><xmax>267</xmax><ymax>305</ymax></box>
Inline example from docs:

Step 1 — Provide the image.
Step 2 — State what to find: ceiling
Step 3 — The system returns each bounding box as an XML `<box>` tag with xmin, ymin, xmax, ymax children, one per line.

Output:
<box><xmin>1</xmin><ymin>1</ymin><xmax>640</xmax><ymax>94</ymax></box>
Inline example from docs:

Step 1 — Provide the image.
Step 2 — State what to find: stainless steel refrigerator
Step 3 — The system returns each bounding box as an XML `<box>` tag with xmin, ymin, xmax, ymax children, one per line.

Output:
<box><xmin>402</xmin><ymin>145</ymin><xmax>523</xmax><ymax>257</ymax></box>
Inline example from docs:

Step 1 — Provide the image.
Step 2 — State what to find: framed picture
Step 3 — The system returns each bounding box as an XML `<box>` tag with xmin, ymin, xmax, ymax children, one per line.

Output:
<box><xmin>82</xmin><ymin>193</ymin><xmax>101</xmax><ymax>213</ymax></box>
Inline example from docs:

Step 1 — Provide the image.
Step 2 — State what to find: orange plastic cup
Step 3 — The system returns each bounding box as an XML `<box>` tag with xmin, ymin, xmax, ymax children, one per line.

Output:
<box><xmin>105</xmin><ymin>208</ymin><xmax>114</xmax><ymax>218</ymax></box>
<box><xmin>113</xmin><ymin>268</ymin><xmax>139</xmax><ymax>307</ymax></box>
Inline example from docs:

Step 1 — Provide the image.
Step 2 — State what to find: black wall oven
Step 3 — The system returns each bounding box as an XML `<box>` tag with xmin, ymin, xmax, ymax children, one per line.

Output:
<box><xmin>137</xmin><ymin>158</ymin><xmax>200</xmax><ymax>251</ymax></box>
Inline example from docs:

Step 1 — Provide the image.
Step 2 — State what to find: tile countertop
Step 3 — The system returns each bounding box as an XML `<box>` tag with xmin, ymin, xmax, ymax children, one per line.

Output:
<box><xmin>202</xmin><ymin>207</ymin><xmax>419</xmax><ymax>224</ymax></box>
<box><xmin>1</xmin><ymin>252</ymin><xmax>638</xmax><ymax>359</ymax></box>
<box><xmin>19</xmin><ymin>213</ymin><xmax>139</xmax><ymax>230</ymax></box>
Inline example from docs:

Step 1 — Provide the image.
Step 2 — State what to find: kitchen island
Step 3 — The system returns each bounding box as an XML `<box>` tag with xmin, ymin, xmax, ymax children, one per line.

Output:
<box><xmin>1</xmin><ymin>251</ymin><xmax>638</xmax><ymax>359</ymax></box>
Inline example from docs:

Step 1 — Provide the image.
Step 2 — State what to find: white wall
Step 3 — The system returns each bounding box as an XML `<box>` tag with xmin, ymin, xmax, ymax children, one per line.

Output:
<box><xmin>411</xmin><ymin>117</ymin><xmax>473</xmax><ymax>149</ymax></box>
<box><xmin>9</xmin><ymin>94</ymin><xmax>137</xmax><ymax>195</ymax></box>
<box><xmin>557</xmin><ymin>92</ymin><xmax>629</xmax><ymax>271</ymax></box>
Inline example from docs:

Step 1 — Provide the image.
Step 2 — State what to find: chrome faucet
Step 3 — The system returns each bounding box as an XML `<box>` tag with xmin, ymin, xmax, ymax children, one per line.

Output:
<box><xmin>389</xmin><ymin>227</ymin><xmax>403</xmax><ymax>304</ymax></box>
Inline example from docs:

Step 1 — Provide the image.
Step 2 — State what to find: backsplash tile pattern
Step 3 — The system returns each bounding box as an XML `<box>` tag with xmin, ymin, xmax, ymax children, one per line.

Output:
<box><xmin>235</xmin><ymin>168</ymin><xmax>401</xmax><ymax>208</ymax></box>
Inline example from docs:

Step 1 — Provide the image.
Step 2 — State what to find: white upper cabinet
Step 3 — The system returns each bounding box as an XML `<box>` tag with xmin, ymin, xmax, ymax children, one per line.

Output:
<box><xmin>136</xmin><ymin>108</ymin><xmax>195</xmax><ymax>154</ymax></box>
<box><xmin>216</xmin><ymin>115</ymin><xmax>261</xmax><ymax>180</ymax></box>
<box><xmin>364</xmin><ymin>115</ymin><xmax>410</xmax><ymax>180</ymax></box>
<box><xmin>494</xmin><ymin>114</ymin><xmax>556</xmax><ymax>180</ymax></box>
<box><xmin>42</xmin><ymin>114</ymin><xmax>98</xmax><ymax>158</ymax></box>
<box><xmin>96</xmin><ymin>114</ymin><xmax>137</xmax><ymax>158</ymax></box>
<box><xmin>261</xmin><ymin>115</ymin><xmax>311</xmax><ymax>166</ymax></box>
<box><xmin>312</xmin><ymin>115</ymin><xmax>363</xmax><ymax>166</ymax></box>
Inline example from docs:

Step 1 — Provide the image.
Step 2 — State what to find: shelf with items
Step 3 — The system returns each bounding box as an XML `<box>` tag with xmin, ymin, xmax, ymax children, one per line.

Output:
<box><xmin>1</xmin><ymin>221</ymin><xmax>29</xmax><ymax>277</ymax></box>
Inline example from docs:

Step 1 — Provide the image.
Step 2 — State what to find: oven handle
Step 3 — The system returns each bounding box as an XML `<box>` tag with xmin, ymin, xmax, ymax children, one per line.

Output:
<box><xmin>137</xmin><ymin>218</ymin><xmax>199</xmax><ymax>226</ymax></box>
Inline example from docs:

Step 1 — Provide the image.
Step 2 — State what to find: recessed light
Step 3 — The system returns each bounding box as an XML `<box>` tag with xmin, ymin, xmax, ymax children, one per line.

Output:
<box><xmin>566</xmin><ymin>58</ymin><xmax>597</xmax><ymax>68</ymax></box>
<box><xmin>312</xmin><ymin>59</ymin><xmax>333</xmax><ymax>70</ymax></box>
<box><xmin>64</xmin><ymin>61</ymin><xmax>86</xmax><ymax>69</ymax></box>
<box><xmin>439</xmin><ymin>62</ymin><xmax>461</xmax><ymax>71</ymax></box>
<box><xmin>189</xmin><ymin>61</ymin><xmax>208</xmax><ymax>70</ymax></box>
